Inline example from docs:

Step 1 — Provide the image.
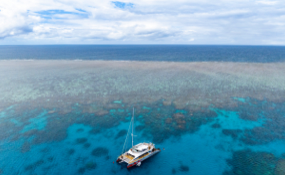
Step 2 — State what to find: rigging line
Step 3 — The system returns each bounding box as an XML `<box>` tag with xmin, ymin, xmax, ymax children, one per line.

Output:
<box><xmin>132</xmin><ymin>107</ymin><xmax>134</xmax><ymax>147</ymax></box>
<box><xmin>122</xmin><ymin>112</ymin><xmax>133</xmax><ymax>154</ymax></box>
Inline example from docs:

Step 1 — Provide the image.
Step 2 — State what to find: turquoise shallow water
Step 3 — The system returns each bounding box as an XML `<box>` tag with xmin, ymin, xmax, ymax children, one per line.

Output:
<box><xmin>0</xmin><ymin>98</ymin><xmax>285</xmax><ymax>175</ymax></box>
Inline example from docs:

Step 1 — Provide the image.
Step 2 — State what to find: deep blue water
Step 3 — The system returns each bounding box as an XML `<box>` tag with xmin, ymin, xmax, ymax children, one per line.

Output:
<box><xmin>0</xmin><ymin>45</ymin><xmax>285</xmax><ymax>62</ymax></box>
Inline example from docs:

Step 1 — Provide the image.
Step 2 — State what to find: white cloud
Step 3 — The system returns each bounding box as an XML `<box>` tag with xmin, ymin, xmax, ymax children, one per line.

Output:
<box><xmin>0</xmin><ymin>0</ymin><xmax>284</xmax><ymax>45</ymax></box>
<box><xmin>256</xmin><ymin>1</ymin><xmax>278</xmax><ymax>5</ymax></box>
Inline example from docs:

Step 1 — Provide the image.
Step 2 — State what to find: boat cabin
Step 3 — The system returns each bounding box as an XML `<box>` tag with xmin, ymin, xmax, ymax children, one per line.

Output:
<box><xmin>126</xmin><ymin>143</ymin><xmax>153</xmax><ymax>160</ymax></box>
<box><xmin>131</xmin><ymin>143</ymin><xmax>149</xmax><ymax>153</ymax></box>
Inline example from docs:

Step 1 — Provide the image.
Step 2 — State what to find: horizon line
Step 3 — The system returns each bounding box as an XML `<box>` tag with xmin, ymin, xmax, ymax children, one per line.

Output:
<box><xmin>0</xmin><ymin>44</ymin><xmax>285</xmax><ymax>47</ymax></box>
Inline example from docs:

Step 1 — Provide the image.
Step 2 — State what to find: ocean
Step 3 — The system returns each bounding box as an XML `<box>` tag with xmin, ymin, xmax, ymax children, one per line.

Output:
<box><xmin>1</xmin><ymin>45</ymin><xmax>285</xmax><ymax>62</ymax></box>
<box><xmin>0</xmin><ymin>45</ymin><xmax>285</xmax><ymax>175</ymax></box>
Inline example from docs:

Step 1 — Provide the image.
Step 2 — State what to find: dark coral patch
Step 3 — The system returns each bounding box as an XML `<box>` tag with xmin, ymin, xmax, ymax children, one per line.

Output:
<box><xmin>91</xmin><ymin>147</ymin><xmax>109</xmax><ymax>157</ymax></box>
<box><xmin>135</xmin><ymin>125</ymin><xmax>145</xmax><ymax>131</ymax></box>
<box><xmin>31</xmin><ymin>115</ymin><xmax>70</xmax><ymax>144</ymax></box>
<box><xmin>21</xmin><ymin>142</ymin><xmax>31</xmax><ymax>153</ymax></box>
<box><xmin>231</xmin><ymin>99</ymin><xmax>285</xmax><ymax>145</ymax></box>
<box><xmin>224</xmin><ymin>150</ymin><xmax>278</xmax><ymax>175</ymax></box>
<box><xmin>215</xmin><ymin>144</ymin><xmax>226</xmax><ymax>151</ymax></box>
<box><xmin>85</xmin><ymin>161</ymin><xmax>97</xmax><ymax>170</ymax></box>
<box><xmin>89</xmin><ymin>128</ymin><xmax>101</xmax><ymax>135</ymax></box>
<box><xmin>77</xmin><ymin>161</ymin><xmax>97</xmax><ymax>174</ymax></box>
<box><xmin>139</xmin><ymin>103</ymin><xmax>218</xmax><ymax>143</ymax></box>
<box><xmin>172</xmin><ymin>168</ymin><xmax>176</xmax><ymax>174</ymax></box>
<box><xmin>78</xmin><ymin>167</ymin><xmax>85</xmax><ymax>174</ymax></box>
<box><xmin>68</xmin><ymin>149</ymin><xmax>75</xmax><ymax>155</ymax></box>
<box><xmin>115</xmin><ymin>129</ymin><xmax>127</xmax><ymax>139</ymax></box>
<box><xmin>47</xmin><ymin>156</ymin><xmax>54</xmax><ymax>162</ymax></box>
<box><xmin>211</xmin><ymin>123</ymin><xmax>221</xmax><ymax>129</ymax></box>
<box><xmin>275</xmin><ymin>160</ymin><xmax>285</xmax><ymax>175</ymax></box>
<box><xmin>222</xmin><ymin>129</ymin><xmax>242</xmax><ymax>139</ymax></box>
<box><xmin>84</xmin><ymin>143</ymin><xmax>91</xmax><ymax>148</ymax></box>
<box><xmin>179</xmin><ymin>165</ymin><xmax>189</xmax><ymax>172</ymax></box>
<box><xmin>77</xmin><ymin>128</ymin><xmax>84</xmax><ymax>133</ymax></box>
<box><xmin>239</xmin><ymin>113</ymin><xmax>259</xmax><ymax>121</ymax></box>
<box><xmin>75</xmin><ymin>156</ymin><xmax>88</xmax><ymax>164</ymax></box>
<box><xmin>25</xmin><ymin>160</ymin><xmax>44</xmax><ymax>171</ymax></box>
<box><xmin>76</xmin><ymin>138</ymin><xmax>88</xmax><ymax>144</ymax></box>
<box><xmin>42</xmin><ymin>165</ymin><xmax>53</xmax><ymax>172</ymax></box>
<box><xmin>40</xmin><ymin>147</ymin><xmax>50</xmax><ymax>153</ymax></box>
<box><xmin>173</xmin><ymin>113</ymin><xmax>186</xmax><ymax>125</ymax></box>
<box><xmin>165</xmin><ymin>118</ymin><xmax>173</xmax><ymax>124</ymax></box>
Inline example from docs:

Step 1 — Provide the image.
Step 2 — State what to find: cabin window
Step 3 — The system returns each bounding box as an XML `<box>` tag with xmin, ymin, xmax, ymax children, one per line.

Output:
<box><xmin>137</xmin><ymin>152</ymin><xmax>149</xmax><ymax>159</ymax></box>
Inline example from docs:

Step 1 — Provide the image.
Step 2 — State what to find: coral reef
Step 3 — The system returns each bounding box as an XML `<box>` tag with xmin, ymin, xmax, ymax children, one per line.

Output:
<box><xmin>1</xmin><ymin>61</ymin><xmax>285</xmax><ymax>149</ymax></box>
<box><xmin>85</xmin><ymin>161</ymin><xmax>97</xmax><ymax>170</ymax></box>
<box><xmin>77</xmin><ymin>167</ymin><xmax>85</xmax><ymax>174</ymax></box>
<box><xmin>275</xmin><ymin>160</ymin><xmax>285</xmax><ymax>175</ymax></box>
<box><xmin>179</xmin><ymin>165</ymin><xmax>189</xmax><ymax>172</ymax></box>
<box><xmin>171</xmin><ymin>163</ymin><xmax>190</xmax><ymax>174</ymax></box>
<box><xmin>68</xmin><ymin>149</ymin><xmax>75</xmax><ymax>155</ymax></box>
<box><xmin>237</xmin><ymin>99</ymin><xmax>285</xmax><ymax>145</ymax></box>
<box><xmin>91</xmin><ymin>147</ymin><xmax>109</xmax><ymax>157</ymax></box>
<box><xmin>76</xmin><ymin>138</ymin><xmax>88</xmax><ymax>144</ymax></box>
<box><xmin>84</xmin><ymin>143</ymin><xmax>91</xmax><ymax>148</ymax></box>
<box><xmin>1</xmin><ymin>61</ymin><xmax>285</xmax><ymax>113</ymax></box>
<box><xmin>224</xmin><ymin>150</ymin><xmax>280</xmax><ymax>175</ymax></box>
<box><xmin>222</xmin><ymin>129</ymin><xmax>242</xmax><ymax>140</ymax></box>
<box><xmin>115</xmin><ymin>129</ymin><xmax>127</xmax><ymax>139</ymax></box>
<box><xmin>25</xmin><ymin>160</ymin><xmax>44</xmax><ymax>171</ymax></box>
<box><xmin>211</xmin><ymin>123</ymin><xmax>221</xmax><ymax>128</ymax></box>
<box><xmin>47</xmin><ymin>157</ymin><xmax>54</xmax><ymax>162</ymax></box>
<box><xmin>76</xmin><ymin>128</ymin><xmax>84</xmax><ymax>133</ymax></box>
<box><xmin>77</xmin><ymin>161</ymin><xmax>97</xmax><ymax>174</ymax></box>
<box><xmin>21</xmin><ymin>142</ymin><xmax>31</xmax><ymax>153</ymax></box>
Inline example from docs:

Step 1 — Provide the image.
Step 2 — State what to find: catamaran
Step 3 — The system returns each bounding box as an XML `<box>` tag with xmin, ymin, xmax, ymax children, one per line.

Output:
<box><xmin>116</xmin><ymin>108</ymin><xmax>161</xmax><ymax>168</ymax></box>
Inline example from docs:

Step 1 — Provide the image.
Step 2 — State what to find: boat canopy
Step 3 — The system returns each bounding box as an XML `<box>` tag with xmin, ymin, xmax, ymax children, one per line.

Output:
<box><xmin>132</xmin><ymin>143</ymin><xmax>149</xmax><ymax>152</ymax></box>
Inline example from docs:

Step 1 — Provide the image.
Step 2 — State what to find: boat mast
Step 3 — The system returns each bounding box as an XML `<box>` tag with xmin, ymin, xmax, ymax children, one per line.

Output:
<box><xmin>132</xmin><ymin>107</ymin><xmax>134</xmax><ymax>147</ymax></box>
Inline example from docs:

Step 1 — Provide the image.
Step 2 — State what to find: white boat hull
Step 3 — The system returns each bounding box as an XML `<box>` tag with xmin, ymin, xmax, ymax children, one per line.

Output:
<box><xmin>126</xmin><ymin>149</ymin><xmax>160</xmax><ymax>168</ymax></box>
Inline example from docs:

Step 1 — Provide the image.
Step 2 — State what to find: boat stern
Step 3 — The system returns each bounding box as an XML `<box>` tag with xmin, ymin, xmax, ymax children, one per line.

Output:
<box><xmin>116</xmin><ymin>157</ymin><xmax>121</xmax><ymax>162</ymax></box>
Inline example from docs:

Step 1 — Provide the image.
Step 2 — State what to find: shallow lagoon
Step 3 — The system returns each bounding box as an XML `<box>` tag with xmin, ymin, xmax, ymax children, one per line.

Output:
<box><xmin>0</xmin><ymin>60</ymin><xmax>285</xmax><ymax>175</ymax></box>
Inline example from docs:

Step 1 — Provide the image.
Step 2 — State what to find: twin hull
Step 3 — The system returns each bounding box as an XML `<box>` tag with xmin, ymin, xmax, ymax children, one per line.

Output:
<box><xmin>117</xmin><ymin>149</ymin><xmax>161</xmax><ymax>168</ymax></box>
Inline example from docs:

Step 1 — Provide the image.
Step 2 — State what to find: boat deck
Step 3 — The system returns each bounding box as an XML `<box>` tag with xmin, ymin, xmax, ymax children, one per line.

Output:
<box><xmin>125</xmin><ymin>154</ymin><xmax>134</xmax><ymax>161</ymax></box>
<box><xmin>120</xmin><ymin>153</ymin><xmax>134</xmax><ymax>163</ymax></box>
<box><xmin>129</xmin><ymin>152</ymin><xmax>149</xmax><ymax>163</ymax></box>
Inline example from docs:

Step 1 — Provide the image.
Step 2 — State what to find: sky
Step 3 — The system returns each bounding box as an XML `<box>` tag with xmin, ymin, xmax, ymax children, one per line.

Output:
<box><xmin>0</xmin><ymin>0</ymin><xmax>284</xmax><ymax>45</ymax></box>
